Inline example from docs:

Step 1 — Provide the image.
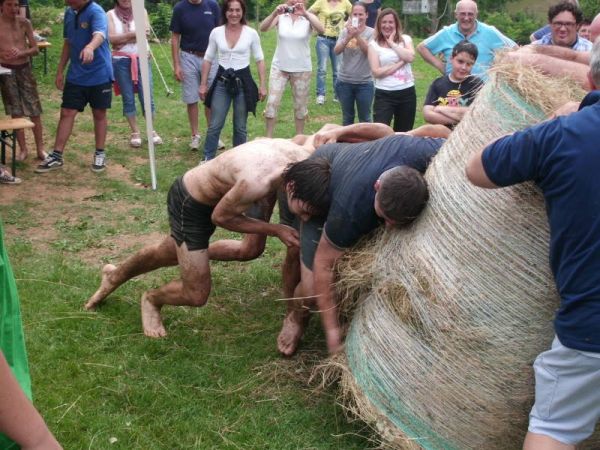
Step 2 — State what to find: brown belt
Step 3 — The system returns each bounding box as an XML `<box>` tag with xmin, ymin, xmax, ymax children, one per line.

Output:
<box><xmin>182</xmin><ymin>49</ymin><xmax>205</xmax><ymax>57</ymax></box>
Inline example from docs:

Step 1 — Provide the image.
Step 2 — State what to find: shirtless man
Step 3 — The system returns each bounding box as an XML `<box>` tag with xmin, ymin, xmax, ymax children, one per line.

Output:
<box><xmin>0</xmin><ymin>0</ymin><xmax>46</xmax><ymax>161</ymax></box>
<box><xmin>84</xmin><ymin>136</ymin><xmax>316</xmax><ymax>337</ymax></box>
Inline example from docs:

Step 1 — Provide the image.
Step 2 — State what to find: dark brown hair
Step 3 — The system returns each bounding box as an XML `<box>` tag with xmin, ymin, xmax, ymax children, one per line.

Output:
<box><xmin>378</xmin><ymin>166</ymin><xmax>429</xmax><ymax>227</ymax></box>
<box><xmin>222</xmin><ymin>0</ymin><xmax>247</xmax><ymax>25</ymax></box>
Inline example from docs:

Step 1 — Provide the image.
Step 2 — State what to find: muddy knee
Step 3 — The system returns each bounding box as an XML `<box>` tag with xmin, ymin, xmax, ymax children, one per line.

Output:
<box><xmin>179</xmin><ymin>285</ymin><xmax>210</xmax><ymax>307</ymax></box>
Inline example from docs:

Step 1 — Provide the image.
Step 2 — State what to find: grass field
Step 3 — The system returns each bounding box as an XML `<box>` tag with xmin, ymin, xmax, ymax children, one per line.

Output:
<box><xmin>1</xmin><ymin>15</ymin><xmax>439</xmax><ymax>449</ymax></box>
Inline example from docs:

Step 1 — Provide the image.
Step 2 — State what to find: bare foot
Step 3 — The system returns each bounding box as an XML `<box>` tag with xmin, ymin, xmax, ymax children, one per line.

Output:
<box><xmin>277</xmin><ymin>310</ymin><xmax>309</xmax><ymax>356</ymax></box>
<box><xmin>141</xmin><ymin>293</ymin><xmax>167</xmax><ymax>338</ymax></box>
<box><xmin>36</xmin><ymin>151</ymin><xmax>48</xmax><ymax>161</ymax></box>
<box><xmin>16</xmin><ymin>150</ymin><xmax>28</xmax><ymax>162</ymax></box>
<box><xmin>84</xmin><ymin>264</ymin><xmax>117</xmax><ymax>310</ymax></box>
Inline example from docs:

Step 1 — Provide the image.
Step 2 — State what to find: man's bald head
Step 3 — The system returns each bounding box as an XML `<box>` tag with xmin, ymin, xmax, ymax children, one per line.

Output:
<box><xmin>455</xmin><ymin>0</ymin><xmax>478</xmax><ymax>14</ymax></box>
<box><xmin>454</xmin><ymin>0</ymin><xmax>478</xmax><ymax>35</ymax></box>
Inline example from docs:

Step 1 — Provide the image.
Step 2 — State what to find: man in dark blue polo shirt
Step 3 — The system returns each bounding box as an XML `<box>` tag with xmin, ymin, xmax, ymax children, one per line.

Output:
<box><xmin>466</xmin><ymin>40</ymin><xmax>600</xmax><ymax>450</ymax></box>
<box><xmin>279</xmin><ymin>128</ymin><xmax>446</xmax><ymax>355</ymax></box>
<box><xmin>170</xmin><ymin>0</ymin><xmax>220</xmax><ymax>150</ymax></box>
<box><xmin>36</xmin><ymin>0</ymin><xmax>113</xmax><ymax>174</ymax></box>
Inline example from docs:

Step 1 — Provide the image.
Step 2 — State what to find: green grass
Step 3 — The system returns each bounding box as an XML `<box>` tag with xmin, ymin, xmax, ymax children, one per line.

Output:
<box><xmin>2</xmin><ymin>15</ymin><xmax>440</xmax><ymax>449</ymax></box>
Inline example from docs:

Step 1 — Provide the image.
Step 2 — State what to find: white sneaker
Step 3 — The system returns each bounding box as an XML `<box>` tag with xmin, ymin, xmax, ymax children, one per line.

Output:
<box><xmin>152</xmin><ymin>131</ymin><xmax>163</xmax><ymax>145</ymax></box>
<box><xmin>218</xmin><ymin>139</ymin><xmax>226</xmax><ymax>150</ymax></box>
<box><xmin>130</xmin><ymin>132</ymin><xmax>142</xmax><ymax>148</ymax></box>
<box><xmin>189</xmin><ymin>134</ymin><xmax>201</xmax><ymax>150</ymax></box>
<box><xmin>316</xmin><ymin>95</ymin><xmax>325</xmax><ymax>105</ymax></box>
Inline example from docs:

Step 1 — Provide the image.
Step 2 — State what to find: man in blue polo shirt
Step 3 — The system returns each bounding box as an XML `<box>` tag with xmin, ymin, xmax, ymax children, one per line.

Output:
<box><xmin>279</xmin><ymin>126</ymin><xmax>447</xmax><ymax>355</ymax></box>
<box><xmin>170</xmin><ymin>0</ymin><xmax>220</xmax><ymax>150</ymax></box>
<box><xmin>35</xmin><ymin>0</ymin><xmax>113</xmax><ymax>174</ymax></box>
<box><xmin>465</xmin><ymin>40</ymin><xmax>600</xmax><ymax>450</ymax></box>
<box><xmin>416</xmin><ymin>0</ymin><xmax>516</xmax><ymax>77</ymax></box>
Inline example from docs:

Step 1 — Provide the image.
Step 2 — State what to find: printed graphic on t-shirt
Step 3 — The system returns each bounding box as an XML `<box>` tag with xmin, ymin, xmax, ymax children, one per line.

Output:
<box><xmin>436</xmin><ymin>89</ymin><xmax>470</xmax><ymax>107</ymax></box>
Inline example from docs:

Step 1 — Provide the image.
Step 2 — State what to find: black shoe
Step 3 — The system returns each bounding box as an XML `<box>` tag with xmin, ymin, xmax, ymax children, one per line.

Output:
<box><xmin>35</xmin><ymin>153</ymin><xmax>63</xmax><ymax>173</ymax></box>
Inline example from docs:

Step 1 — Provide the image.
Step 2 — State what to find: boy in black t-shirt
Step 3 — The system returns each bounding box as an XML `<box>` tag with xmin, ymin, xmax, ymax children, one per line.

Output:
<box><xmin>423</xmin><ymin>41</ymin><xmax>482</xmax><ymax>129</ymax></box>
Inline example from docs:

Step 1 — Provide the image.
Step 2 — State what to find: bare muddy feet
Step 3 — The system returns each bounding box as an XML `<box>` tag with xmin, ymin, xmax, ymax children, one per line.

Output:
<box><xmin>141</xmin><ymin>293</ymin><xmax>167</xmax><ymax>338</ymax></box>
<box><xmin>84</xmin><ymin>264</ymin><xmax>117</xmax><ymax>310</ymax></box>
<box><xmin>277</xmin><ymin>310</ymin><xmax>310</xmax><ymax>356</ymax></box>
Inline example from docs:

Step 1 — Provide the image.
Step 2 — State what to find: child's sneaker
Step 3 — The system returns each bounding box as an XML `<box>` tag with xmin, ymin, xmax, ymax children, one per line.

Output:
<box><xmin>0</xmin><ymin>169</ymin><xmax>21</xmax><ymax>184</ymax></box>
<box><xmin>316</xmin><ymin>95</ymin><xmax>325</xmax><ymax>105</ymax></box>
<box><xmin>130</xmin><ymin>132</ymin><xmax>142</xmax><ymax>148</ymax></box>
<box><xmin>152</xmin><ymin>131</ymin><xmax>163</xmax><ymax>145</ymax></box>
<box><xmin>218</xmin><ymin>139</ymin><xmax>225</xmax><ymax>150</ymax></box>
<box><xmin>91</xmin><ymin>152</ymin><xmax>106</xmax><ymax>173</ymax></box>
<box><xmin>35</xmin><ymin>153</ymin><xmax>63</xmax><ymax>173</ymax></box>
<box><xmin>190</xmin><ymin>134</ymin><xmax>201</xmax><ymax>150</ymax></box>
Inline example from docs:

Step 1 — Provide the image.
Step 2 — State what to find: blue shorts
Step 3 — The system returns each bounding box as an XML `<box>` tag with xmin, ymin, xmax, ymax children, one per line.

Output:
<box><xmin>528</xmin><ymin>335</ymin><xmax>600</xmax><ymax>444</ymax></box>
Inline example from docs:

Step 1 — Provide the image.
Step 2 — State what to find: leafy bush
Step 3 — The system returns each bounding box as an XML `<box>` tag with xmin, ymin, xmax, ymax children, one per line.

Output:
<box><xmin>580</xmin><ymin>0</ymin><xmax>600</xmax><ymax>20</ymax></box>
<box><xmin>150</xmin><ymin>2</ymin><xmax>173</xmax><ymax>40</ymax></box>
<box><xmin>482</xmin><ymin>10</ymin><xmax>543</xmax><ymax>45</ymax></box>
<box><xmin>31</xmin><ymin>5</ymin><xmax>64</xmax><ymax>30</ymax></box>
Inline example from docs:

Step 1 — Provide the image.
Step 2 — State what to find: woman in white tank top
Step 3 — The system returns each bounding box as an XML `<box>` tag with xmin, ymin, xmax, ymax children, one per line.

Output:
<box><xmin>107</xmin><ymin>0</ymin><xmax>162</xmax><ymax>147</ymax></box>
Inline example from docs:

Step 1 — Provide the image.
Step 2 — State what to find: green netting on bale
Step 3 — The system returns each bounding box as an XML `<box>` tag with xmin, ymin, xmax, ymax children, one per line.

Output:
<box><xmin>0</xmin><ymin>217</ymin><xmax>32</xmax><ymax>449</ymax></box>
<box><xmin>341</xmin><ymin>65</ymin><xmax>598</xmax><ymax>450</ymax></box>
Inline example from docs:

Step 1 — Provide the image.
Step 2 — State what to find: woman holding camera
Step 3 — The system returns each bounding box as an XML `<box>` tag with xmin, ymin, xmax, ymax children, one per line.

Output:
<box><xmin>199</xmin><ymin>0</ymin><xmax>266</xmax><ymax>161</ymax></box>
<box><xmin>260</xmin><ymin>0</ymin><xmax>323</xmax><ymax>137</ymax></box>
<box><xmin>334</xmin><ymin>1</ymin><xmax>374</xmax><ymax>125</ymax></box>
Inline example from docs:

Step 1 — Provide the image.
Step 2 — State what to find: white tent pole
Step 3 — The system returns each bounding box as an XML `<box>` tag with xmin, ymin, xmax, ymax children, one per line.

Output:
<box><xmin>132</xmin><ymin>0</ymin><xmax>158</xmax><ymax>190</ymax></box>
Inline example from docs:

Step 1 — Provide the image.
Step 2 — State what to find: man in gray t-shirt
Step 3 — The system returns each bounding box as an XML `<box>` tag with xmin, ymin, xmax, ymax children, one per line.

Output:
<box><xmin>334</xmin><ymin>4</ymin><xmax>374</xmax><ymax>124</ymax></box>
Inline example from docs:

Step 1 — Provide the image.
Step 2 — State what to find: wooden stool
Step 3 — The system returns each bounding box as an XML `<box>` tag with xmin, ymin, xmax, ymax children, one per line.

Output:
<box><xmin>0</xmin><ymin>118</ymin><xmax>35</xmax><ymax>177</ymax></box>
<box><xmin>36</xmin><ymin>41</ymin><xmax>52</xmax><ymax>75</ymax></box>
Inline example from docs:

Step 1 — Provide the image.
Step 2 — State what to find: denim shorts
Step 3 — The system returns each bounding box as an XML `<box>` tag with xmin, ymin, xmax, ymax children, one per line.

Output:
<box><xmin>528</xmin><ymin>335</ymin><xmax>600</xmax><ymax>444</ymax></box>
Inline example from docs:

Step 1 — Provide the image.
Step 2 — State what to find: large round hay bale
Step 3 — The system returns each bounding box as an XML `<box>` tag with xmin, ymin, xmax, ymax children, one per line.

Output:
<box><xmin>338</xmin><ymin>65</ymin><xmax>597</xmax><ymax>449</ymax></box>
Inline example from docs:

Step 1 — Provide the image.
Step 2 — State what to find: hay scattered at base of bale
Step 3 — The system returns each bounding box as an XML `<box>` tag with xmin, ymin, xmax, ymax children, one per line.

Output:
<box><xmin>333</xmin><ymin>63</ymin><xmax>598</xmax><ymax>449</ymax></box>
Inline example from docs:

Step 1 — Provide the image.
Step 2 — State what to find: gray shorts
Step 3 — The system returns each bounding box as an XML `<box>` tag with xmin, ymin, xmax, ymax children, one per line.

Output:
<box><xmin>180</xmin><ymin>51</ymin><xmax>218</xmax><ymax>105</ymax></box>
<box><xmin>528</xmin><ymin>335</ymin><xmax>600</xmax><ymax>444</ymax></box>
<box><xmin>300</xmin><ymin>217</ymin><xmax>325</xmax><ymax>271</ymax></box>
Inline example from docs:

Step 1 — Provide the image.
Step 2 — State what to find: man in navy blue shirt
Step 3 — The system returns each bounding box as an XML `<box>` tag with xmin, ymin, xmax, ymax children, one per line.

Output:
<box><xmin>279</xmin><ymin>125</ymin><xmax>448</xmax><ymax>355</ymax></box>
<box><xmin>36</xmin><ymin>0</ymin><xmax>113</xmax><ymax>174</ymax></box>
<box><xmin>170</xmin><ymin>0</ymin><xmax>220</xmax><ymax>150</ymax></box>
<box><xmin>466</xmin><ymin>40</ymin><xmax>600</xmax><ymax>450</ymax></box>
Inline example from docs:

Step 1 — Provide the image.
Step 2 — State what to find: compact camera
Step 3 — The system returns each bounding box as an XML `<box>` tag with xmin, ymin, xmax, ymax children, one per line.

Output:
<box><xmin>284</xmin><ymin>5</ymin><xmax>295</xmax><ymax>13</ymax></box>
<box><xmin>351</xmin><ymin>17</ymin><xmax>359</xmax><ymax>27</ymax></box>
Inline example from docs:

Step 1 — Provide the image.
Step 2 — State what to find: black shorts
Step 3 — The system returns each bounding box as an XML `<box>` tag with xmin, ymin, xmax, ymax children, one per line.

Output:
<box><xmin>167</xmin><ymin>177</ymin><xmax>216</xmax><ymax>251</ymax></box>
<box><xmin>62</xmin><ymin>81</ymin><xmax>112</xmax><ymax>111</ymax></box>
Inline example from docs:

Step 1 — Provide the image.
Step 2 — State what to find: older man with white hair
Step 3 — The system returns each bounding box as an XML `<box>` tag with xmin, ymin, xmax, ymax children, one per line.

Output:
<box><xmin>417</xmin><ymin>0</ymin><xmax>516</xmax><ymax>76</ymax></box>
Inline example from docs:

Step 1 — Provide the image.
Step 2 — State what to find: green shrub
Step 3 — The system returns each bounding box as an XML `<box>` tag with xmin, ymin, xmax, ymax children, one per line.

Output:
<box><xmin>482</xmin><ymin>10</ymin><xmax>543</xmax><ymax>45</ymax></box>
<box><xmin>580</xmin><ymin>0</ymin><xmax>600</xmax><ymax>20</ymax></box>
<box><xmin>150</xmin><ymin>2</ymin><xmax>173</xmax><ymax>40</ymax></box>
